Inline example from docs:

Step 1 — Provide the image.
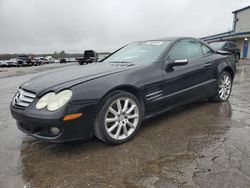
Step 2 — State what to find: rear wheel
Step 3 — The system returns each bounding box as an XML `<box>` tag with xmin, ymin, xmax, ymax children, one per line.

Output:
<box><xmin>94</xmin><ymin>91</ymin><xmax>143</xmax><ymax>145</ymax></box>
<box><xmin>235</xmin><ymin>54</ymin><xmax>240</xmax><ymax>63</ymax></box>
<box><xmin>210</xmin><ymin>71</ymin><xmax>232</xmax><ymax>102</ymax></box>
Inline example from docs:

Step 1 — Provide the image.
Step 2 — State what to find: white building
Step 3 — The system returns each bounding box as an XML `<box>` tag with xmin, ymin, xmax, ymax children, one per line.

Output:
<box><xmin>202</xmin><ymin>5</ymin><xmax>250</xmax><ymax>59</ymax></box>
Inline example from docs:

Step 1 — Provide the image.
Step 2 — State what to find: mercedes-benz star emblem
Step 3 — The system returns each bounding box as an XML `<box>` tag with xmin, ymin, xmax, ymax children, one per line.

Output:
<box><xmin>13</xmin><ymin>90</ymin><xmax>21</xmax><ymax>105</ymax></box>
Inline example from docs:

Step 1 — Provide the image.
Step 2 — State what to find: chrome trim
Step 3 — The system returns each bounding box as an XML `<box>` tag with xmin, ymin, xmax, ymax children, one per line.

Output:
<box><xmin>145</xmin><ymin>90</ymin><xmax>162</xmax><ymax>97</ymax></box>
<box><xmin>147</xmin><ymin>93</ymin><xmax>163</xmax><ymax>101</ymax></box>
<box><xmin>204</xmin><ymin>62</ymin><xmax>212</xmax><ymax>67</ymax></box>
<box><xmin>21</xmin><ymin>90</ymin><xmax>36</xmax><ymax>98</ymax></box>
<box><xmin>174</xmin><ymin>59</ymin><xmax>188</xmax><ymax>63</ymax></box>
<box><xmin>13</xmin><ymin>89</ymin><xmax>36</xmax><ymax>108</ymax></box>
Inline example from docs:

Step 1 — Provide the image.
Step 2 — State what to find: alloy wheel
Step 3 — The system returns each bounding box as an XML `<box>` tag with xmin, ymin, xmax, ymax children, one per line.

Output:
<box><xmin>219</xmin><ymin>74</ymin><xmax>232</xmax><ymax>101</ymax></box>
<box><xmin>104</xmin><ymin>97</ymin><xmax>139</xmax><ymax>140</ymax></box>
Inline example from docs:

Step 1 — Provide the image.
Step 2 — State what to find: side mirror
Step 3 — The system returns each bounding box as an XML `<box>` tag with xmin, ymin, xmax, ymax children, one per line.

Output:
<box><xmin>166</xmin><ymin>59</ymin><xmax>188</xmax><ymax>71</ymax></box>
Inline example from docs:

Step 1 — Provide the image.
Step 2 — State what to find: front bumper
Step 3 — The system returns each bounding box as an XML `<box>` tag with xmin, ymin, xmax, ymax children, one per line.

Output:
<box><xmin>10</xmin><ymin>102</ymin><xmax>98</xmax><ymax>142</ymax></box>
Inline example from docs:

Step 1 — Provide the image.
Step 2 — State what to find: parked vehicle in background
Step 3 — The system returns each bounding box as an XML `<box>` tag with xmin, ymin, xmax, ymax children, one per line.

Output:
<box><xmin>39</xmin><ymin>57</ymin><xmax>50</xmax><ymax>64</ymax></box>
<box><xmin>77</xmin><ymin>50</ymin><xmax>98</xmax><ymax>65</ymax></box>
<box><xmin>60</xmin><ymin>58</ymin><xmax>67</xmax><ymax>64</ymax></box>
<box><xmin>6</xmin><ymin>58</ymin><xmax>19</xmax><ymax>67</ymax></box>
<box><xmin>16</xmin><ymin>55</ymin><xmax>31</xmax><ymax>66</ymax></box>
<box><xmin>209</xmin><ymin>41</ymin><xmax>241</xmax><ymax>62</ymax></box>
<box><xmin>54</xmin><ymin>59</ymin><xmax>60</xmax><ymax>63</ymax></box>
<box><xmin>32</xmin><ymin>57</ymin><xmax>43</xmax><ymax>66</ymax></box>
<box><xmin>66</xmin><ymin>58</ymin><xmax>76</xmax><ymax>63</ymax></box>
<box><xmin>45</xmin><ymin>56</ymin><xmax>56</xmax><ymax>64</ymax></box>
<box><xmin>0</xmin><ymin>61</ymin><xmax>7</xmax><ymax>67</ymax></box>
<box><xmin>0</xmin><ymin>60</ymin><xmax>10</xmax><ymax>67</ymax></box>
<box><xmin>10</xmin><ymin>37</ymin><xmax>236</xmax><ymax>145</ymax></box>
<box><xmin>65</xmin><ymin>58</ymin><xmax>71</xmax><ymax>63</ymax></box>
<box><xmin>1</xmin><ymin>56</ymin><xmax>58</xmax><ymax>67</ymax></box>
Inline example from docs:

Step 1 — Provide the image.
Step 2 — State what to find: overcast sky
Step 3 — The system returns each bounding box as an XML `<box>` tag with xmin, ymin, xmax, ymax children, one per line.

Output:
<box><xmin>0</xmin><ymin>0</ymin><xmax>249</xmax><ymax>54</ymax></box>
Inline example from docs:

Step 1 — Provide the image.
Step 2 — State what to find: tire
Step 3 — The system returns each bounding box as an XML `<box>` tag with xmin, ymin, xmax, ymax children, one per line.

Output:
<box><xmin>210</xmin><ymin>71</ymin><xmax>232</xmax><ymax>102</ymax></box>
<box><xmin>235</xmin><ymin>54</ymin><xmax>240</xmax><ymax>63</ymax></box>
<box><xmin>94</xmin><ymin>91</ymin><xmax>143</xmax><ymax>145</ymax></box>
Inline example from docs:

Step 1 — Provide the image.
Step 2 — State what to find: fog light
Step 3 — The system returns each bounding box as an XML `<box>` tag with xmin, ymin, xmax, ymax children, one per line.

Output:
<box><xmin>50</xmin><ymin>127</ymin><xmax>60</xmax><ymax>135</ymax></box>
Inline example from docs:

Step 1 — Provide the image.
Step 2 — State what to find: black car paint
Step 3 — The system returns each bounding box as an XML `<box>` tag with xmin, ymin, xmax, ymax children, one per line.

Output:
<box><xmin>10</xmin><ymin>37</ymin><xmax>236</xmax><ymax>142</ymax></box>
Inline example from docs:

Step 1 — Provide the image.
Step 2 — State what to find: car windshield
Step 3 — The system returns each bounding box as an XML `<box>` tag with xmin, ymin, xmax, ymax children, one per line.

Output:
<box><xmin>209</xmin><ymin>42</ymin><xmax>225</xmax><ymax>50</ymax></box>
<box><xmin>103</xmin><ymin>40</ymin><xmax>171</xmax><ymax>64</ymax></box>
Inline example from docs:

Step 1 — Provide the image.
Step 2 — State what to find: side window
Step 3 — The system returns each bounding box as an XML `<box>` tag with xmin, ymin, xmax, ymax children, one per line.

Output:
<box><xmin>185</xmin><ymin>40</ymin><xmax>203</xmax><ymax>60</ymax></box>
<box><xmin>168</xmin><ymin>41</ymin><xmax>188</xmax><ymax>61</ymax></box>
<box><xmin>229</xmin><ymin>42</ymin><xmax>237</xmax><ymax>48</ymax></box>
<box><xmin>201</xmin><ymin>44</ymin><xmax>213</xmax><ymax>56</ymax></box>
<box><xmin>224</xmin><ymin>43</ymin><xmax>229</xmax><ymax>49</ymax></box>
<box><xmin>168</xmin><ymin>40</ymin><xmax>206</xmax><ymax>62</ymax></box>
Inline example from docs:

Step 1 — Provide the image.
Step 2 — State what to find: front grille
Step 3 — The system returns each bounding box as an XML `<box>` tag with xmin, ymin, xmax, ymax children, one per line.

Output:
<box><xmin>13</xmin><ymin>89</ymin><xmax>36</xmax><ymax>108</ymax></box>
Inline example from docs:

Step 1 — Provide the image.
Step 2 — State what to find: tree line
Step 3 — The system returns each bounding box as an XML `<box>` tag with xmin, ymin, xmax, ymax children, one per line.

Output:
<box><xmin>0</xmin><ymin>51</ymin><xmax>111</xmax><ymax>60</ymax></box>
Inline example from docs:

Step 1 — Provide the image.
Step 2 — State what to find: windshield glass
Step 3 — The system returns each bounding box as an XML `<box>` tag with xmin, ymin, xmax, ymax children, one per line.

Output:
<box><xmin>103</xmin><ymin>40</ymin><xmax>171</xmax><ymax>64</ymax></box>
<box><xmin>209</xmin><ymin>42</ymin><xmax>225</xmax><ymax>50</ymax></box>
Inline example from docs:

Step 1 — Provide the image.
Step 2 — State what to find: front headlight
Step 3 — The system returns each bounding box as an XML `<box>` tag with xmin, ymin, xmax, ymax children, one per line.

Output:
<box><xmin>47</xmin><ymin>90</ymin><xmax>72</xmax><ymax>111</ymax></box>
<box><xmin>36</xmin><ymin>90</ymin><xmax>72</xmax><ymax>111</ymax></box>
<box><xmin>36</xmin><ymin>92</ymin><xmax>55</xmax><ymax>110</ymax></box>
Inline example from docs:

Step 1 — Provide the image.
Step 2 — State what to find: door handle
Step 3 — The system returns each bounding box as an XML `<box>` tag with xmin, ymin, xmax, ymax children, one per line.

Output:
<box><xmin>204</xmin><ymin>62</ymin><xmax>212</xmax><ymax>67</ymax></box>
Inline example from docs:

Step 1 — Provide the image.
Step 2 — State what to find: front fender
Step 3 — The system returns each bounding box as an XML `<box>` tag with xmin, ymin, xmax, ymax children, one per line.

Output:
<box><xmin>214</xmin><ymin>55</ymin><xmax>236</xmax><ymax>79</ymax></box>
<box><xmin>70</xmin><ymin>73</ymin><xmax>137</xmax><ymax>104</ymax></box>
<box><xmin>217</xmin><ymin>60</ymin><xmax>229</xmax><ymax>74</ymax></box>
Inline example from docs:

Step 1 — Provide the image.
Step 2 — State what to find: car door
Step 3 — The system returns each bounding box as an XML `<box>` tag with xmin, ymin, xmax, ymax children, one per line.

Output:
<box><xmin>160</xmin><ymin>39</ymin><xmax>214</xmax><ymax>108</ymax></box>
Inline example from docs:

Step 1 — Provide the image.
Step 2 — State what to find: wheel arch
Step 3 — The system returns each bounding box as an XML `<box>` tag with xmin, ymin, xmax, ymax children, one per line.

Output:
<box><xmin>222</xmin><ymin>66</ymin><xmax>235</xmax><ymax>80</ymax></box>
<box><xmin>99</xmin><ymin>85</ymin><xmax>146</xmax><ymax>117</ymax></box>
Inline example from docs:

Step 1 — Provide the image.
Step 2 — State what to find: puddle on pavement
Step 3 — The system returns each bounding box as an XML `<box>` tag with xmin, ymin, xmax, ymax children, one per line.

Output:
<box><xmin>18</xmin><ymin>101</ymin><xmax>239</xmax><ymax>188</ymax></box>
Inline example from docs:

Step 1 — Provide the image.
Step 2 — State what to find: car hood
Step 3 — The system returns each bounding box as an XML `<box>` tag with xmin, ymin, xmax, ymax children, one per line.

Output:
<box><xmin>21</xmin><ymin>63</ymin><xmax>138</xmax><ymax>95</ymax></box>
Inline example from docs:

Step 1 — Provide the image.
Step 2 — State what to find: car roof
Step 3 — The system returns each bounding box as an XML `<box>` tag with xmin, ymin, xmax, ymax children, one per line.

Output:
<box><xmin>210</xmin><ymin>41</ymin><xmax>236</xmax><ymax>44</ymax></box>
<box><xmin>210</xmin><ymin>41</ymin><xmax>226</xmax><ymax>44</ymax></box>
<box><xmin>137</xmin><ymin>37</ymin><xmax>202</xmax><ymax>43</ymax></box>
<box><xmin>155</xmin><ymin>37</ymin><xmax>191</xmax><ymax>41</ymax></box>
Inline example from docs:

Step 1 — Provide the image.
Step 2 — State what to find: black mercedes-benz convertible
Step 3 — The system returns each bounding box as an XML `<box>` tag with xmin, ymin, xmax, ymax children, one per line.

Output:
<box><xmin>10</xmin><ymin>37</ymin><xmax>236</xmax><ymax>144</ymax></box>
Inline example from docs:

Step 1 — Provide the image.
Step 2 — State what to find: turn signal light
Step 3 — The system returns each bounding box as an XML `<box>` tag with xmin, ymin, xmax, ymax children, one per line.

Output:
<box><xmin>63</xmin><ymin>113</ymin><xmax>83</xmax><ymax>121</ymax></box>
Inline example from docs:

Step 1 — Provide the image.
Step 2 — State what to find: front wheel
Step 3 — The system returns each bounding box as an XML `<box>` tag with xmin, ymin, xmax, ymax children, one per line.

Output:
<box><xmin>210</xmin><ymin>71</ymin><xmax>232</xmax><ymax>102</ymax></box>
<box><xmin>94</xmin><ymin>91</ymin><xmax>143</xmax><ymax>145</ymax></box>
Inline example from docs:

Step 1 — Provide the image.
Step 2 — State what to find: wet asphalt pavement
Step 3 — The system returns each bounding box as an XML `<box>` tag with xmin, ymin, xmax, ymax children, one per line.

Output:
<box><xmin>0</xmin><ymin>61</ymin><xmax>250</xmax><ymax>188</ymax></box>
